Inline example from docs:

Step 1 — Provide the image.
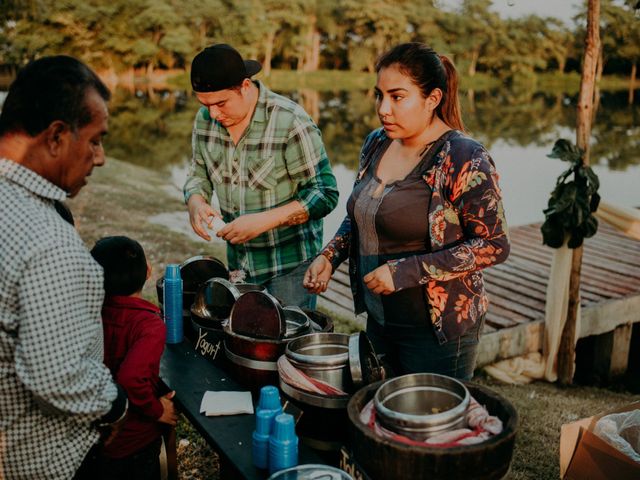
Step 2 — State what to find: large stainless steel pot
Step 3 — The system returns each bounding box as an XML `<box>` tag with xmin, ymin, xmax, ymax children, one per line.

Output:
<box><xmin>373</xmin><ymin>373</ymin><xmax>470</xmax><ymax>440</ymax></box>
<box><xmin>223</xmin><ymin>292</ymin><xmax>330</xmax><ymax>390</ymax></box>
<box><xmin>285</xmin><ymin>333</ymin><xmax>351</xmax><ymax>393</ymax></box>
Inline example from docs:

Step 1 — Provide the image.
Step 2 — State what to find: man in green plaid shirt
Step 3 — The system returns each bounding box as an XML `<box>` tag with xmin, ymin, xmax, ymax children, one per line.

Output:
<box><xmin>184</xmin><ymin>44</ymin><xmax>338</xmax><ymax>308</ymax></box>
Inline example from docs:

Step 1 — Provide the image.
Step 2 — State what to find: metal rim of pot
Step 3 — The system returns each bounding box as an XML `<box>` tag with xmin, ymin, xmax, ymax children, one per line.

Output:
<box><xmin>179</xmin><ymin>255</ymin><xmax>229</xmax><ymax>287</ymax></box>
<box><xmin>267</xmin><ymin>463</ymin><xmax>354</xmax><ymax>480</ymax></box>
<box><xmin>223</xmin><ymin>322</ymin><xmax>285</xmax><ymax>345</ymax></box>
<box><xmin>348</xmin><ymin>333</ymin><xmax>363</xmax><ymax>386</ymax></box>
<box><xmin>373</xmin><ymin>373</ymin><xmax>470</xmax><ymax>438</ymax></box>
<box><xmin>282</xmin><ymin>306</ymin><xmax>311</xmax><ymax>337</ymax></box>
<box><xmin>224</xmin><ymin>343</ymin><xmax>279</xmax><ymax>371</ymax></box>
<box><xmin>279</xmin><ymin>376</ymin><xmax>350</xmax><ymax>409</ymax></box>
<box><xmin>285</xmin><ymin>332</ymin><xmax>350</xmax><ymax>368</ymax></box>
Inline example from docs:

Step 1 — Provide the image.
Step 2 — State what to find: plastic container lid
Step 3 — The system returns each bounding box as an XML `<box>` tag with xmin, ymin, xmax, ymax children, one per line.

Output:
<box><xmin>267</xmin><ymin>464</ymin><xmax>353</xmax><ymax>479</ymax></box>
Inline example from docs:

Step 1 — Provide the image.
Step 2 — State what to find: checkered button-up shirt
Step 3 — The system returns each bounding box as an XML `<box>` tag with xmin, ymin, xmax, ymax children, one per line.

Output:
<box><xmin>184</xmin><ymin>81</ymin><xmax>339</xmax><ymax>284</ymax></box>
<box><xmin>0</xmin><ymin>159</ymin><xmax>117</xmax><ymax>479</ymax></box>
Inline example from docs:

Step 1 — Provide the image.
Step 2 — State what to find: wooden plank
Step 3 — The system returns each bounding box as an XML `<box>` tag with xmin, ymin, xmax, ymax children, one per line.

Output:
<box><xmin>481</xmin><ymin>323</ymin><xmax>497</xmax><ymax>334</ymax></box>
<box><xmin>511</xmin><ymin>249</ymin><xmax>632</xmax><ymax>296</ymax></box>
<box><xmin>610</xmin><ymin>324</ymin><xmax>633</xmax><ymax>376</ymax></box>
<box><xmin>484</xmin><ymin>294</ymin><xmax>541</xmax><ymax>322</ymax></box>
<box><xmin>476</xmin><ymin>320</ymin><xmax>544</xmax><ymax>367</ymax></box>
<box><xmin>476</xmin><ymin>294</ymin><xmax>640</xmax><ymax>366</ymax></box>
<box><xmin>512</xmin><ymin>223</ymin><xmax>640</xmax><ymax>274</ymax></box>
<box><xmin>484</xmin><ymin>280</ymin><xmax>547</xmax><ymax>310</ymax></box>
<box><xmin>511</xmin><ymin>233</ymin><xmax>640</xmax><ymax>281</ymax></box>
<box><xmin>579</xmin><ymin>294</ymin><xmax>640</xmax><ymax>337</ymax></box>
<box><xmin>484</xmin><ymin>311</ymin><xmax>521</xmax><ymax>329</ymax></box>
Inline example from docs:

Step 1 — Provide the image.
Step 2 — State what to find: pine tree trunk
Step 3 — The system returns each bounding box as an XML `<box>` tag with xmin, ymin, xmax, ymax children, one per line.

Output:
<box><xmin>468</xmin><ymin>49</ymin><xmax>479</xmax><ymax>77</ymax></box>
<box><xmin>264</xmin><ymin>30</ymin><xmax>275</xmax><ymax>76</ymax></box>
<box><xmin>308</xmin><ymin>30</ymin><xmax>320</xmax><ymax>71</ymax></box>
<box><xmin>629</xmin><ymin>61</ymin><xmax>637</xmax><ymax>105</ymax></box>
<box><xmin>558</xmin><ymin>0</ymin><xmax>600</xmax><ymax>386</ymax></box>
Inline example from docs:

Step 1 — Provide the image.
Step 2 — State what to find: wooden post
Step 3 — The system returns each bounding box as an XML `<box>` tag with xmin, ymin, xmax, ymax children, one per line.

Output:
<box><xmin>557</xmin><ymin>0</ymin><xmax>601</xmax><ymax>385</ymax></box>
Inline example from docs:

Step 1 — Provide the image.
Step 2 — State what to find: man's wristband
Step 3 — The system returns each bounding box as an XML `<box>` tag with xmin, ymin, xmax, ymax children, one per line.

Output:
<box><xmin>96</xmin><ymin>383</ymin><xmax>128</xmax><ymax>428</ymax></box>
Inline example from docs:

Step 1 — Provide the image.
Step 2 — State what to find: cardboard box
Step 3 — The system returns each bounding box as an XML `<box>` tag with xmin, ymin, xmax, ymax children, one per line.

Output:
<box><xmin>560</xmin><ymin>401</ymin><xmax>640</xmax><ymax>479</ymax></box>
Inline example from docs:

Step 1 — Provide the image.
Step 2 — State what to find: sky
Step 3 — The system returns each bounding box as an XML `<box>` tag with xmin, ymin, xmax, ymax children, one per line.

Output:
<box><xmin>440</xmin><ymin>0</ymin><xmax>584</xmax><ymax>26</ymax></box>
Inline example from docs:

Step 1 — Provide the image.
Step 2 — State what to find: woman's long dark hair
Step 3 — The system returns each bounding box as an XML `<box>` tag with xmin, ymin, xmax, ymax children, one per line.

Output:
<box><xmin>375</xmin><ymin>42</ymin><xmax>465</xmax><ymax>132</ymax></box>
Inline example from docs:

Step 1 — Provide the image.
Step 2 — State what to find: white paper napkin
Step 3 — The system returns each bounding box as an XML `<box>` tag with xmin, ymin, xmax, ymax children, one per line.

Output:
<box><xmin>199</xmin><ymin>391</ymin><xmax>254</xmax><ymax>416</ymax></box>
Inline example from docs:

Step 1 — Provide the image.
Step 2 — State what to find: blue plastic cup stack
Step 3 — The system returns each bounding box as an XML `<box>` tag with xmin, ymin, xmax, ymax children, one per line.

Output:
<box><xmin>268</xmin><ymin>413</ymin><xmax>298</xmax><ymax>474</ymax></box>
<box><xmin>163</xmin><ymin>264</ymin><xmax>183</xmax><ymax>344</ymax></box>
<box><xmin>253</xmin><ymin>386</ymin><xmax>283</xmax><ymax>470</ymax></box>
<box><xmin>252</xmin><ymin>409</ymin><xmax>272</xmax><ymax>469</ymax></box>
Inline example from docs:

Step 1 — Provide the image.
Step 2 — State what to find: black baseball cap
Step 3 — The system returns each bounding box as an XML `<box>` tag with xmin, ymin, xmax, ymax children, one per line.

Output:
<box><xmin>191</xmin><ymin>44</ymin><xmax>262</xmax><ymax>92</ymax></box>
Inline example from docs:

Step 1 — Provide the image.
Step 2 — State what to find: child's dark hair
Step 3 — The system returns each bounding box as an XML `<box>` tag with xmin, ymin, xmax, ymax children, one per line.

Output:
<box><xmin>91</xmin><ymin>236</ymin><xmax>147</xmax><ymax>296</ymax></box>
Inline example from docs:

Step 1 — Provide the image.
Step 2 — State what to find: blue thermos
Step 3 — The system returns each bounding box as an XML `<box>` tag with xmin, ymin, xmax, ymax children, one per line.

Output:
<box><xmin>163</xmin><ymin>264</ymin><xmax>183</xmax><ymax>343</ymax></box>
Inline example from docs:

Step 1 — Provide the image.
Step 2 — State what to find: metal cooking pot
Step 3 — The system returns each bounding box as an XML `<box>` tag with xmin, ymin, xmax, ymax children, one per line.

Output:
<box><xmin>285</xmin><ymin>333</ymin><xmax>352</xmax><ymax>393</ymax></box>
<box><xmin>373</xmin><ymin>373</ymin><xmax>470</xmax><ymax>440</ymax></box>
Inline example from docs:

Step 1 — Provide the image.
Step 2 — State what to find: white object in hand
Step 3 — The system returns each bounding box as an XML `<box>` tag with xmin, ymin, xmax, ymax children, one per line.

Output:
<box><xmin>209</xmin><ymin>216</ymin><xmax>226</xmax><ymax>234</ymax></box>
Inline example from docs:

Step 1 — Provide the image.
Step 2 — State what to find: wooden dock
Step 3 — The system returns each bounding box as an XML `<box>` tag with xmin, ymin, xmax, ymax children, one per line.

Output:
<box><xmin>318</xmin><ymin>221</ymin><xmax>640</xmax><ymax>374</ymax></box>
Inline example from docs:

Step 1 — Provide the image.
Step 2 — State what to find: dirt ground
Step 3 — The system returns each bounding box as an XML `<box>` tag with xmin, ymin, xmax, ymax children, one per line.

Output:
<box><xmin>69</xmin><ymin>158</ymin><xmax>639</xmax><ymax>480</ymax></box>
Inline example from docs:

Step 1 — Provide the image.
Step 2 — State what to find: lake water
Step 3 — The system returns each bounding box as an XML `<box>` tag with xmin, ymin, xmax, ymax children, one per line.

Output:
<box><xmin>4</xmin><ymin>85</ymin><xmax>638</xmax><ymax>243</ymax></box>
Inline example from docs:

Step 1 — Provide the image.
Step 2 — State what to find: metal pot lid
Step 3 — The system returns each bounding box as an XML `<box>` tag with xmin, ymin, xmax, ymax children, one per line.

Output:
<box><xmin>229</xmin><ymin>290</ymin><xmax>285</xmax><ymax>340</ymax></box>
<box><xmin>191</xmin><ymin>277</ymin><xmax>240</xmax><ymax>322</ymax></box>
<box><xmin>348</xmin><ymin>331</ymin><xmax>384</xmax><ymax>388</ymax></box>
<box><xmin>283</xmin><ymin>306</ymin><xmax>311</xmax><ymax>338</ymax></box>
<box><xmin>179</xmin><ymin>255</ymin><xmax>228</xmax><ymax>292</ymax></box>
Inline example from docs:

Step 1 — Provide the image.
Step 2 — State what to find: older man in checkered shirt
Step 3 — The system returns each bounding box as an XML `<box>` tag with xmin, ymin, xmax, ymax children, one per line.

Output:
<box><xmin>0</xmin><ymin>57</ymin><xmax>128</xmax><ymax>479</ymax></box>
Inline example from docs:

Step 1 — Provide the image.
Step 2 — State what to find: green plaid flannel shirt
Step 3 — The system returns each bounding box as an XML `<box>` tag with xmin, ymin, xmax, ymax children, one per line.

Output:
<box><xmin>184</xmin><ymin>82</ymin><xmax>338</xmax><ymax>284</ymax></box>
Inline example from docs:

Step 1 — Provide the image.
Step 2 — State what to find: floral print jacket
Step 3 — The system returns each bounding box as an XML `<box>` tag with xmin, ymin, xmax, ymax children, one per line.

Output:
<box><xmin>321</xmin><ymin>129</ymin><xmax>510</xmax><ymax>344</ymax></box>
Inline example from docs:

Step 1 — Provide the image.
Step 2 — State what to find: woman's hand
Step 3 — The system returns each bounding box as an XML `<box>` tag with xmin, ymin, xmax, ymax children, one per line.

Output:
<box><xmin>364</xmin><ymin>264</ymin><xmax>395</xmax><ymax>295</ymax></box>
<box><xmin>303</xmin><ymin>255</ymin><xmax>333</xmax><ymax>293</ymax></box>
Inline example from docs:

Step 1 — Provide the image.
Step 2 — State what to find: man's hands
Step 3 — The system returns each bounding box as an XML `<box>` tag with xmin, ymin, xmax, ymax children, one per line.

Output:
<box><xmin>158</xmin><ymin>391</ymin><xmax>178</xmax><ymax>426</ymax></box>
<box><xmin>363</xmin><ymin>264</ymin><xmax>395</xmax><ymax>295</ymax></box>
<box><xmin>187</xmin><ymin>195</ymin><xmax>221</xmax><ymax>241</ymax></box>
<box><xmin>188</xmin><ymin>196</ymin><xmax>309</xmax><ymax>245</ymax></box>
<box><xmin>303</xmin><ymin>255</ymin><xmax>333</xmax><ymax>293</ymax></box>
<box><xmin>217</xmin><ymin>212</ymin><xmax>274</xmax><ymax>244</ymax></box>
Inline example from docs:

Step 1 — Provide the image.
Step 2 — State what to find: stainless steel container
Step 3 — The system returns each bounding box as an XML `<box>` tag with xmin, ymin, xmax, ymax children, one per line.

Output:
<box><xmin>224</xmin><ymin>292</ymin><xmax>331</xmax><ymax>391</ymax></box>
<box><xmin>285</xmin><ymin>333</ymin><xmax>351</xmax><ymax>393</ymax></box>
<box><xmin>267</xmin><ymin>464</ymin><xmax>353</xmax><ymax>479</ymax></box>
<box><xmin>374</xmin><ymin>373</ymin><xmax>470</xmax><ymax>440</ymax></box>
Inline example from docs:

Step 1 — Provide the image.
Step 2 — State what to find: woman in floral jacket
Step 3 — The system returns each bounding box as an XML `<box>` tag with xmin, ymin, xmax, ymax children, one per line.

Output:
<box><xmin>304</xmin><ymin>43</ymin><xmax>510</xmax><ymax>379</ymax></box>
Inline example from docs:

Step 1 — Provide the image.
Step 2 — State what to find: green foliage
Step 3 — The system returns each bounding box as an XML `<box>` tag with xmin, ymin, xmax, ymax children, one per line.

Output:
<box><xmin>1</xmin><ymin>0</ymin><xmax>638</xmax><ymax>79</ymax></box>
<box><xmin>541</xmin><ymin>139</ymin><xmax>601</xmax><ymax>249</ymax></box>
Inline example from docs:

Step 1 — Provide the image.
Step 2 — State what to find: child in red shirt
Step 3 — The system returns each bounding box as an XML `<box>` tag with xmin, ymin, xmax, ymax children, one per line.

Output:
<box><xmin>91</xmin><ymin>236</ymin><xmax>177</xmax><ymax>480</ymax></box>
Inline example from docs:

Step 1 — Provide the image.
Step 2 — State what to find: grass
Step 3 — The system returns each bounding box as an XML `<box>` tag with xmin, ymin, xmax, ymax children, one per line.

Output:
<box><xmin>68</xmin><ymin>158</ymin><xmax>638</xmax><ymax>479</ymax></box>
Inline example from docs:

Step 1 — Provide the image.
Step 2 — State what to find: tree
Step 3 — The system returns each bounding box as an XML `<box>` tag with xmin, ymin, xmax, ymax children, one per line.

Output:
<box><xmin>452</xmin><ymin>0</ymin><xmax>502</xmax><ymax>76</ymax></box>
